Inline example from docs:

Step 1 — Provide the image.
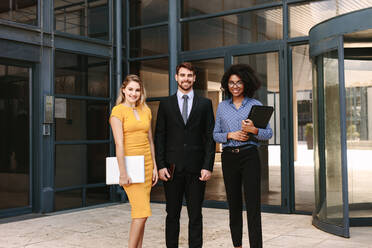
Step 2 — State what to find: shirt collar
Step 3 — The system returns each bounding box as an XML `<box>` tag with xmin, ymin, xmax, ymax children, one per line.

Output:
<box><xmin>228</xmin><ymin>97</ymin><xmax>249</xmax><ymax>106</ymax></box>
<box><xmin>177</xmin><ymin>89</ymin><xmax>194</xmax><ymax>100</ymax></box>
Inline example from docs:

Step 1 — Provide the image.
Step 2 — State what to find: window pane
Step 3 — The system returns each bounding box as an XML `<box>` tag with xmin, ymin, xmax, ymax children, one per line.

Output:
<box><xmin>182</xmin><ymin>7</ymin><xmax>282</xmax><ymax>51</ymax></box>
<box><xmin>344</xmin><ymin>57</ymin><xmax>372</xmax><ymax>218</ymax></box>
<box><xmin>193</xmin><ymin>59</ymin><xmax>225</xmax><ymax>202</ymax></box>
<box><xmin>0</xmin><ymin>0</ymin><xmax>37</xmax><ymax>25</ymax></box>
<box><xmin>55</xmin><ymin>51</ymin><xmax>110</xmax><ymax>97</ymax></box>
<box><xmin>147</xmin><ymin>101</ymin><xmax>159</xmax><ymax>135</ymax></box>
<box><xmin>130</xmin><ymin>26</ymin><xmax>168</xmax><ymax>57</ymax></box>
<box><xmin>182</xmin><ymin>0</ymin><xmax>281</xmax><ymax>17</ymax></box>
<box><xmin>130</xmin><ymin>0</ymin><xmax>168</xmax><ymax>26</ymax></box>
<box><xmin>55</xmin><ymin>190</ymin><xmax>82</xmax><ymax>211</ymax></box>
<box><xmin>314</xmin><ymin>51</ymin><xmax>344</xmax><ymax>226</ymax></box>
<box><xmin>324</xmin><ymin>53</ymin><xmax>343</xmax><ymax>225</ymax></box>
<box><xmin>55</xmin><ymin>144</ymin><xmax>109</xmax><ymax>188</ymax></box>
<box><xmin>130</xmin><ymin>58</ymin><xmax>169</xmax><ymax>98</ymax></box>
<box><xmin>86</xmin><ymin>187</ymin><xmax>110</xmax><ymax>206</ymax></box>
<box><xmin>235</xmin><ymin>52</ymin><xmax>281</xmax><ymax>206</ymax></box>
<box><xmin>0</xmin><ymin>64</ymin><xmax>30</xmax><ymax>210</ymax></box>
<box><xmin>292</xmin><ymin>45</ymin><xmax>315</xmax><ymax>212</ymax></box>
<box><xmin>289</xmin><ymin>0</ymin><xmax>372</xmax><ymax>38</ymax></box>
<box><xmin>55</xmin><ymin>99</ymin><xmax>109</xmax><ymax>141</ymax></box>
<box><xmin>54</xmin><ymin>0</ymin><xmax>109</xmax><ymax>40</ymax></box>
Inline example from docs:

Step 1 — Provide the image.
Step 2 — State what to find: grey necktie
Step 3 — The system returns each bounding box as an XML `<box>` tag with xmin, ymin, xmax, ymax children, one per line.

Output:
<box><xmin>182</xmin><ymin>95</ymin><xmax>188</xmax><ymax>124</ymax></box>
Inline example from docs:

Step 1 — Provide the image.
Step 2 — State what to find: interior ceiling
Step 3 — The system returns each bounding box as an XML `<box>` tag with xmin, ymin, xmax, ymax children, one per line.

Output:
<box><xmin>345</xmin><ymin>29</ymin><xmax>372</xmax><ymax>44</ymax></box>
<box><xmin>288</xmin><ymin>1</ymin><xmax>372</xmax><ymax>36</ymax></box>
<box><xmin>0</xmin><ymin>1</ymin><xmax>36</xmax><ymax>13</ymax></box>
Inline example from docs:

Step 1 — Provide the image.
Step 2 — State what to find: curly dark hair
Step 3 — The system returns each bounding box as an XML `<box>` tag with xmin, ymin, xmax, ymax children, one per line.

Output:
<box><xmin>221</xmin><ymin>64</ymin><xmax>262</xmax><ymax>98</ymax></box>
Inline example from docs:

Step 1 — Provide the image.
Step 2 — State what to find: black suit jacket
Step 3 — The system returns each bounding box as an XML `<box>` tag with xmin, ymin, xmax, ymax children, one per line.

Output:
<box><xmin>155</xmin><ymin>93</ymin><xmax>215</xmax><ymax>174</ymax></box>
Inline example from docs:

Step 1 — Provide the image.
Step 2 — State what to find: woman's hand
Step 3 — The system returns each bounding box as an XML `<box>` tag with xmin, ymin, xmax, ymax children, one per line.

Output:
<box><xmin>227</xmin><ymin>130</ymin><xmax>249</xmax><ymax>142</ymax></box>
<box><xmin>119</xmin><ymin>174</ymin><xmax>132</xmax><ymax>187</ymax></box>
<box><xmin>241</xmin><ymin>119</ymin><xmax>258</xmax><ymax>134</ymax></box>
<box><xmin>152</xmin><ymin>166</ymin><xmax>159</xmax><ymax>186</ymax></box>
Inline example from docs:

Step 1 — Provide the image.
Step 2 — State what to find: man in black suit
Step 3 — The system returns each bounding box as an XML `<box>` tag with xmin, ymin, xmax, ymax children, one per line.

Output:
<box><xmin>155</xmin><ymin>62</ymin><xmax>215</xmax><ymax>248</ymax></box>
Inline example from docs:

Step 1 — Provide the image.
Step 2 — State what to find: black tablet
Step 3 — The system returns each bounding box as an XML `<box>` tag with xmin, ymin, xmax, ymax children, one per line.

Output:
<box><xmin>247</xmin><ymin>105</ymin><xmax>274</xmax><ymax>129</ymax></box>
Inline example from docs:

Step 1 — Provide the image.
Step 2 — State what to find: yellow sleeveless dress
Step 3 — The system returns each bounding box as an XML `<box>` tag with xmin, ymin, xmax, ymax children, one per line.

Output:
<box><xmin>110</xmin><ymin>104</ymin><xmax>153</xmax><ymax>218</ymax></box>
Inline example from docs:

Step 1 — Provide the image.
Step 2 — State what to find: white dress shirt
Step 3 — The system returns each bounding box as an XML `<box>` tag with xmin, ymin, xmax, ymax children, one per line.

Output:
<box><xmin>177</xmin><ymin>90</ymin><xmax>193</xmax><ymax>118</ymax></box>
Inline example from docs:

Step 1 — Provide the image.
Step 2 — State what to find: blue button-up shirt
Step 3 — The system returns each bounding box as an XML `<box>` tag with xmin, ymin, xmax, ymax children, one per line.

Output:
<box><xmin>213</xmin><ymin>97</ymin><xmax>273</xmax><ymax>148</ymax></box>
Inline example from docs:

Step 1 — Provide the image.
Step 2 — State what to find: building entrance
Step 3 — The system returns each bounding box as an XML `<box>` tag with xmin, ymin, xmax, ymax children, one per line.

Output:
<box><xmin>309</xmin><ymin>7</ymin><xmax>372</xmax><ymax>237</ymax></box>
<box><xmin>0</xmin><ymin>63</ymin><xmax>32</xmax><ymax>215</ymax></box>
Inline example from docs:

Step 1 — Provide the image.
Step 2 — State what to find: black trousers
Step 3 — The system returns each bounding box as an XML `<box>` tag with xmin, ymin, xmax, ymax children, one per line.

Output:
<box><xmin>222</xmin><ymin>147</ymin><xmax>262</xmax><ymax>248</ymax></box>
<box><xmin>164</xmin><ymin>170</ymin><xmax>206</xmax><ymax>248</ymax></box>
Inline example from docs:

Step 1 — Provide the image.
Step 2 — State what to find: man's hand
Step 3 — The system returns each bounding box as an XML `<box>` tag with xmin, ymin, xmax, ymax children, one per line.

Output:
<box><xmin>159</xmin><ymin>168</ymin><xmax>171</xmax><ymax>181</ymax></box>
<box><xmin>199</xmin><ymin>169</ymin><xmax>212</xmax><ymax>181</ymax></box>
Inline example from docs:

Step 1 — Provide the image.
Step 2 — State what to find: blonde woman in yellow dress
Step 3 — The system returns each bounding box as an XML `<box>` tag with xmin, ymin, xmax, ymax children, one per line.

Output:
<box><xmin>110</xmin><ymin>74</ymin><xmax>158</xmax><ymax>248</ymax></box>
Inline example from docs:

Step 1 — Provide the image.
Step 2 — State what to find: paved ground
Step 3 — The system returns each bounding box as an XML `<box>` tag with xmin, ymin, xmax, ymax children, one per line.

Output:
<box><xmin>1</xmin><ymin>203</ymin><xmax>371</xmax><ymax>248</ymax></box>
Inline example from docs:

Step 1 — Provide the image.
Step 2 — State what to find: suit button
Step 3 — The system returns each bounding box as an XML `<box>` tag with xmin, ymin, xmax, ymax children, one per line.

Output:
<box><xmin>184</xmin><ymin>144</ymin><xmax>187</xmax><ymax>147</ymax></box>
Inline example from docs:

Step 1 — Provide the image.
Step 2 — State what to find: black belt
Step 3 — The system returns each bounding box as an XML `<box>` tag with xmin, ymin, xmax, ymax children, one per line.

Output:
<box><xmin>223</xmin><ymin>144</ymin><xmax>256</xmax><ymax>154</ymax></box>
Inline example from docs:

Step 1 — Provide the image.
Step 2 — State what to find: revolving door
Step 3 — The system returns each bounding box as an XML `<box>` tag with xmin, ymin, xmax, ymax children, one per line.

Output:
<box><xmin>309</xmin><ymin>8</ymin><xmax>372</xmax><ymax>237</ymax></box>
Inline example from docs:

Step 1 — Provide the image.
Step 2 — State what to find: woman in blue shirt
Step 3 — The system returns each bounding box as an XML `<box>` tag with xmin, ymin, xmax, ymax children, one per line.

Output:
<box><xmin>213</xmin><ymin>64</ymin><xmax>273</xmax><ymax>248</ymax></box>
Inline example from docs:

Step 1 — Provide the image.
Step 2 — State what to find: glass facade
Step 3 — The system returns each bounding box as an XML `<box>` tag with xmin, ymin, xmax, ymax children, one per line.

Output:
<box><xmin>289</xmin><ymin>0</ymin><xmax>372</xmax><ymax>37</ymax></box>
<box><xmin>54</xmin><ymin>51</ymin><xmax>110</xmax><ymax>211</ymax></box>
<box><xmin>344</xmin><ymin>43</ymin><xmax>372</xmax><ymax>218</ymax></box>
<box><xmin>130</xmin><ymin>0</ymin><xmax>168</xmax><ymax>26</ymax></box>
<box><xmin>0</xmin><ymin>0</ymin><xmax>372</xmax><ymax>221</ymax></box>
<box><xmin>182</xmin><ymin>0</ymin><xmax>281</xmax><ymax>17</ymax></box>
<box><xmin>130</xmin><ymin>25</ymin><xmax>168</xmax><ymax>57</ymax></box>
<box><xmin>0</xmin><ymin>0</ymin><xmax>37</xmax><ymax>25</ymax></box>
<box><xmin>182</xmin><ymin>7</ymin><xmax>283</xmax><ymax>51</ymax></box>
<box><xmin>0</xmin><ymin>64</ymin><xmax>30</xmax><ymax>210</ymax></box>
<box><xmin>292</xmin><ymin>45</ymin><xmax>315</xmax><ymax>212</ymax></box>
<box><xmin>313</xmin><ymin>51</ymin><xmax>345</xmax><ymax>226</ymax></box>
<box><xmin>235</xmin><ymin>53</ymin><xmax>281</xmax><ymax>206</ymax></box>
<box><xmin>130</xmin><ymin>58</ymin><xmax>169</xmax><ymax>98</ymax></box>
<box><xmin>54</xmin><ymin>0</ymin><xmax>109</xmax><ymax>40</ymax></box>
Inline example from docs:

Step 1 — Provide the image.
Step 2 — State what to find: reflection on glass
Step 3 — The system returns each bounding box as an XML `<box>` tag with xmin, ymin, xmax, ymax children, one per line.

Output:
<box><xmin>130</xmin><ymin>58</ymin><xmax>169</xmax><ymax>98</ymax></box>
<box><xmin>235</xmin><ymin>53</ymin><xmax>281</xmax><ymax>206</ymax></box>
<box><xmin>313</xmin><ymin>58</ymin><xmax>321</xmax><ymax>217</ymax></box>
<box><xmin>147</xmin><ymin>101</ymin><xmax>159</xmax><ymax>136</ymax></box>
<box><xmin>344</xmin><ymin>58</ymin><xmax>372</xmax><ymax>218</ymax></box>
<box><xmin>182</xmin><ymin>7</ymin><xmax>282</xmax><ymax>51</ymax></box>
<box><xmin>292</xmin><ymin>45</ymin><xmax>315</xmax><ymax>212</ymax></box>
<box><xmin>0</xmin><ymin>64</ymin><xmax>30</xmax><ymax>210</ymax></box>
<box><xmin>54</xmin><ymin>0</ymin><xmax>109</xmax><ymax>40</ymax></box>
<box><xmin>0</xmin><ymin>0</ymin><xmax>37</xmax><ymax>25</ymax></box>
<box><xmin>130</xmin><ymin>26</ymin><xmax>168</xmax><ymax>57</ymax></box>
<box><xmin>55</xmin><ymin>144</ymin><xmax>109</xmax><ymax>188</ymax></box>
<box><xmin>55</xmin><ymin>99</ymin><xmax>109</xmax><ymax>141</ymax></box>
<box><xmin>130</xmin><ymin>0</ymin><xmax>168</xmax><ymax>26</ymax></box>
<box><xmin>315</xmin><ymin>51</ymin><xmax>344</xmax><ymax>226</ymax></box>
<box><xmin>55</xmin><ymin>190</ymin><xmax>82</xmax><ymax>211</ymax></box>
<box><xmin>192</xmin><ymin>58</ymin><xmax>225</xmax><ymax>202</ymax></box>
<box><xmin>182</xmin><ymin>0</ymin><xmax>281</xmax><ymax>17</ymax></box>
<box><xmin>86</xmin><ymin>187</ymin><xmax>110</xmax><ymax>206</ymax></box>
<box><xmin>55</xmin><ymin>51</ymin><xmax>109</xmax><ymax>97</ymax></box>
<box><xmin>289</xmin><ymin>1</ymin><xmax>372</xmax><ymax>38</ymax></box>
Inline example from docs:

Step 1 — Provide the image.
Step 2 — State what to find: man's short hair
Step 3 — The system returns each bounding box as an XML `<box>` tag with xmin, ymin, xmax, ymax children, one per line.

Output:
<box><xmin>176</xmin><ymin>62</ymin><xmax>196</xmax><ymax>75</ymax></box>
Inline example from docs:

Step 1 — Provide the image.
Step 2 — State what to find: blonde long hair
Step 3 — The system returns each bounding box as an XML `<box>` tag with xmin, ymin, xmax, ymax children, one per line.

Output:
<box><xmin>115</xmin><ymin>74</ymin><xmax>147</xmax><ymax>106</ymax></box>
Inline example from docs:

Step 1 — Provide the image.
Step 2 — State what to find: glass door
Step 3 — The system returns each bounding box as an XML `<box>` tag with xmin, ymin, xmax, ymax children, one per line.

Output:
<box><xmin>344</xmin><ymin>38</ymin><xmax>372</xmax><ymax>223</ymax></box>
<box><xmin>312</xmin><ymin>48</ymin><xmax>350</xmax><ymax>237</ymax></box>
<box><xmin>0</xmin><ymin>63</ymin><xmax>32</xmax><ymax>214</ymax></box>
<box><xmin>291</xmin><ymin>45</ymin><xmax>315</xmax><ymax>213</ymax></box>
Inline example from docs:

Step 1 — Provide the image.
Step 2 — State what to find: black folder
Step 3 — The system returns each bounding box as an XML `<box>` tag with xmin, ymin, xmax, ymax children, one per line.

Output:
<box><xmin>247</xmin><ymin>105</ymin><xmax>274</xmax><ymax>128</ymax></box>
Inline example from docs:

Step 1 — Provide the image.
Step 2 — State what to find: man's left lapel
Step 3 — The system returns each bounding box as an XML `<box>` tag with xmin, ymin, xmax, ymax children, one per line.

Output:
<box><xmin>186</xmin><ymin>94</ymin><xmax>199</xmax><ymax>126</ymax></box>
